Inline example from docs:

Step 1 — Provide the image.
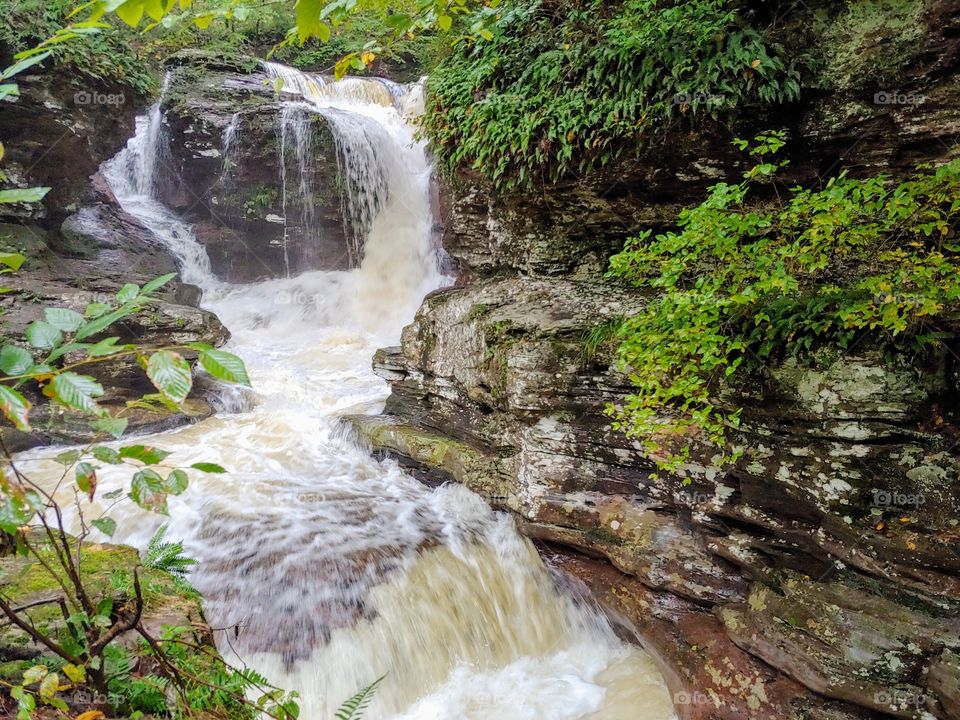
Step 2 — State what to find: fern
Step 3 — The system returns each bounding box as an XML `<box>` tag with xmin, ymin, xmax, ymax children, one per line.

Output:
<box><xmin>143</xmin><ymin>524</ymin><xmax>197</xmax><ymax>578</ymax></box>
<box><xmin>334</xmin><ymin>675</ymin><xmax>386</xmax><ymax>720</ymax></box>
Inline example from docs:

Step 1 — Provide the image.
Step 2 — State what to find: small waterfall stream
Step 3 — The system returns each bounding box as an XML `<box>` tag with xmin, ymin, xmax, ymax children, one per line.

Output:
<box><xmin>17</xmin><ymin>63</ymin><xmax>675</xmax><ymax>719</ymax></box>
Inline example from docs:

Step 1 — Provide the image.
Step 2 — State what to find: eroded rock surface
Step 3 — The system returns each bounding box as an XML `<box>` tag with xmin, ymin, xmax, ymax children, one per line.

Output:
<box><xmin>157</xmin><ymin>51</ymin><xmax>355</xmax><ymax>282</ymax></box>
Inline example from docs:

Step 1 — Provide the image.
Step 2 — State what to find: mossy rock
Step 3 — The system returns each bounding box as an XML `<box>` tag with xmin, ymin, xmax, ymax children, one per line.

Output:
<box><xmin>0</xmin><ymin>531</ymin><xmax>204</xmax><ymax>665</ymax></box>
<box><xmin>815</xmin><ymin>0</ymin><xmax>927</xmax><ymax>92</ymax></box>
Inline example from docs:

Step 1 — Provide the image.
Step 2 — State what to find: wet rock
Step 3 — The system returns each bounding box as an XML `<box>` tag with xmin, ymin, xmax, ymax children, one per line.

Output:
<box><xmin>355</xmin><ymin>5</ymin><xmax>960</xmax><ymax>714</ymax></box>
<box><xmin>0</xmin><ymin>195</ymin><xmax>229</xmax><ymax>451</ymax></box>
<box><xmin>543</xmin><ymin>546</ymin><xmax>882</xmax><ymax>720</ymax></box>
<box><xmin>718</xmin><ymin>578</ymin><xmax>959</xmax><ymax>718</ymax></box>
<box><xmin>0</xmin><ymin>60</ymin><xmax>139</xmax><ymax>226</ymax></box>
<box><xmin>158</xmin><ymin>52</ymin><xmax>353</xmax><ymax>282</ymax></box>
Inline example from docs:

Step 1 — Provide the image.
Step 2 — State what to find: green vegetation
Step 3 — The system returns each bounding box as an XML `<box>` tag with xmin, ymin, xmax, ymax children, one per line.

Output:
<box><xmin>608</xmin><ymin>131</ymin><xmax>960</xmax><ymax>469</ymax></box>
<box><xmin>0</xmin><ymin>0</ymin><xmax>157</xmax><ymax>97</ymax></box>
<box><xmin>422</xmin><ymin>0</ymin><xmax>808</xmax><ymax>188</ymax></box>
<box><xmin>0</xmin><ymin>533</ymin><xmax>289</xmax><ymax>719</ymax></box>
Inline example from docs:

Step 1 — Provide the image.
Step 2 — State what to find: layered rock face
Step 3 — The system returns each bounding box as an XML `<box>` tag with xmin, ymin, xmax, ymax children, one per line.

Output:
<box><xmin>349</xmin><ymin>3</ymin><xmax>960</xmax><ymax>719</ymax></box>
<box><xmin>0</xmin><ymin>61</ymin><xmax>230</xmax><ymax>451</ymax></box>
<box><xmin>0</xmin><ymin>64</ymin><xmax>138</xmax><ymax>227</ymax></box>
<box><xmin>157</xmin><ymin>52</ymin><xmax>355</xmax><ymax>283</ymax></box>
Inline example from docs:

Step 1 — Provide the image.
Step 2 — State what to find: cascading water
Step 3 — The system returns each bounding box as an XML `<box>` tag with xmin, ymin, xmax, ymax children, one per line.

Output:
<box><xmin>17</xmin><ymin>63</ymin><xmax>676</xmax><ymax>719</ymax></box>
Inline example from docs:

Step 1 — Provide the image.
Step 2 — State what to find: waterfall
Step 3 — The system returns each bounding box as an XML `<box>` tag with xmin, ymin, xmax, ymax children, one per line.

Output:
<box><xmin>17</xmin><ymin>62</ymin><xmax>675</xmax><ymax>720</ymax></box>
<box><xmin>264</xmin><ymin>62</ymin><xmax>400</xmax><ymax>266</ymax></box>
<box><xmin>220</xmin><ymin>111</ymin><xmax>240</xmax><ymax>182</ymax></box>
<box><xmin>277</xmin><ymin>104</ymin><xmax>318</xmax><ymax>277</ymax></box>
<box><xmin>101</xmin><ymin>97</ymin><xmax>214</xmax><ymax>289</ymax></box>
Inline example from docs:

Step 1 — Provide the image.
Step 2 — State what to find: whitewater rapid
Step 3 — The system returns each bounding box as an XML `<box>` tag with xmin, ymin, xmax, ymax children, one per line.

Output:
<box><xmin>16</xmin><ymin>64</ymin><xmax>676</xmax><ymax>720</ymax></box>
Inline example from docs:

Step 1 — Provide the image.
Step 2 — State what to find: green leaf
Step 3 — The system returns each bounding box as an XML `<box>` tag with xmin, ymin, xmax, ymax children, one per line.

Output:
<box><xmin>295</xmin><ymin>0</ymin><xmax>324</xmax><ymax>42</ymax></box>
<box><xmin>44</xmin><ymin>307</ymin><xmax>85</xmax><ymax>333</ymax></box>
<box><xmin>87</xmin><ymin>337</ymin><xmax>126</xmax><ymax>357</ymax></box>
<box><xmin>92</xmin><ymin>416</ymin><xmax>128</xmax><ymax>439</ymax></box>
<box><xmin>146</xmin><ymin>350</ymin><xmax>192</xmax><ymax>403</ymax></box>
<box><xmin>0</xmin><ymin>50</ymin><xmax>52</xmax><ymax>81</ymax></box>
<box><xmin>114</xmin><ymin>0</ymin><xmax>146</xmax><ymax>26</ymax></box>
<box><xmin>164</xmin><ymin>468</ymin><xmax>188</xmax><ymax>495</ymax></box>
<box><xmin>190</xmin><ymin>462</ymin><xmax>226</xmax><ymax>473</ymax></box>
<box><xmin>0</xmin><ymin>252</ymin><xmax>25</xmax><ymax>271</ymax></box>
<box><xmin>140</xmin><ymin>272</ymin><xmax>177</xmax><ymax>296</ymax></box>
<box><xmin>75</xmin><ymin>305</ymin><xmax>135</xmax><ymax>341</ymax></box>
<box><xmin>91</xmin><ymin>517</ymin><xmax>117</xmax><ymax>537</ymax></box>
<box><xmin>61</xmin><ymin>663</ymin><xmax>85</xmax><ymax>684</ymax></box>
<box><xmin>47</xmin><ymin>342</ymin><xmax>90</xmax><ymax>362</ymax></box>
<box><xmin>198</xmin><ymin>349</ymin><xmax>250</xmax><ymax>386</ymax></box>
<box><xmin>22</xmin><ymin>665</ymin><xmax>47</xmax><ymax>684</ymax></box>
<box><xmin>0</xmin><ymin>187</ymin><xmax>51</xmax><ymax>204</ymax></box>
<box><xmin>334</xmin><ymin>674</ymin><xmax>385</xmax><ymax>720</ymax></box>
<box><xmin>437</xmin><ymin>14</ymin><xmax>452</xmax><ymax>31</ymax></box>
<box><xmin>84</xmin><ymin>302</ymin><xmax>111</xmax><ymax>318</ymax></box>
<box><xmin>119</xmin><ymin>444</ymin><xmax>170</xmax><ymax>465</ymax></box>
<box><xmin>0</xmin><ymin>385</ymin><xmax>31</xmax><ymax>430</ymax></box>
<box><xmin>0</xmin><ymin>492</ymin><xmax>36</xmax><ymax>533</ymax></box>
<box><xmin>38</xmin><ymin>671</ymin><xmax>59</xmax><ymax>699</ymax></box>
<box><xmin>0</xmin><ymin>345</ymin><xmax>33</xmax><ymax>375</ymax></box>
<box><xmin>130</xmin><ymin>468</ymin><xmax>168</xmax><ymax>513</ymax></box>
<box><xmin>44</xmin><ymin>372</ymin><xmax>104</xmax><ymax>414</ymax></box>
<box><xmin>75</xmin><ymin>462</ymin><xmax>97</xmax><ymax>499</ymax></box>
<box><xmin>0</xmin><ymin>84</ymin><xmax>19</xmax><ymax>101</ymax></box>
<box><xmin>193</xmin><ymin>12</ymin><xmax>216</xmax><ymax>28</ymax></box>
<box><xmin>116</xmin><ymin>283</ymin><xmax>140</xmax><ymax>303</ymax></box>
<box><xmin>54</xmin><ymin>449</ymin><xmax>81</xmax><ymax>465</ymax></box>
<box><xmin>92</xmin><ymin>446</ymin><xmax>122</xmax><ymax>464</ymax></box>
<box><xmin>25</xmin><ymin>320</ymin><xmax>63</xmax><ymax>350</ymax></box>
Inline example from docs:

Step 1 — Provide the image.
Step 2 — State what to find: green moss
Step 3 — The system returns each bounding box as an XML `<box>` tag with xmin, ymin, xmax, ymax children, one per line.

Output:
<box><xmin>815</xmin><ymin>0</ymin><xmax>926</xmax><ymax>91</ymax></box>
<box><xmin>581</xmin><ymin>317</ymin><xmax>624</xmax><ymax>366</ymax></box>
<box><xmin>586</xmin><ymin>526</ymin><xmax>625</xmax><ymax>546</ymax></box>
<box><xmin>0</xmin><ymin>533</ymin><xmax>199</xmax><ymax>651</ymax></box>
<box><xmin>466</xmin><ymin>303</ymin><xmax>492</xmax><ymax>322</ymax></box>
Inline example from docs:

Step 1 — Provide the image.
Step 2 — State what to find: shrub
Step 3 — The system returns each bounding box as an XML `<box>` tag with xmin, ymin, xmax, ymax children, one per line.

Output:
<box><xmin>607</xmin><ymin>131</ymin><xmax>960</xmax><ymax>469</ymax></box>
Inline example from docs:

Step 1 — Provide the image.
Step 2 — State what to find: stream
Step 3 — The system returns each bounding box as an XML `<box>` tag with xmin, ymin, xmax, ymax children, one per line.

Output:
<box><xmin>17</xmin><ymin>64</ymin><xmax>675</xmax><ymax>720</ymax></box>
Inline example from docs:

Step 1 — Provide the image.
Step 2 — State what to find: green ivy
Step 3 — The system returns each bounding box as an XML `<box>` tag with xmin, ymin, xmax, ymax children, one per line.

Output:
<box><xmin>607</xmin><ymin>131</ymin><xmax>960</xmax><ymax>469</ymax></box>
<box><xmin>423</xmin><ymin>0</ymin><xmax>808</xmax><ymax>189</ymax></box>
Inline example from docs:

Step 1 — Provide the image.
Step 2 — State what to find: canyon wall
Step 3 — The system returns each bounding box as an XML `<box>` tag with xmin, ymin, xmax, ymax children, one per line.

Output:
<box><xmin>348</xmin><ymin>3</ymin><xmax>960</xmax><ymax>718</ymax></box>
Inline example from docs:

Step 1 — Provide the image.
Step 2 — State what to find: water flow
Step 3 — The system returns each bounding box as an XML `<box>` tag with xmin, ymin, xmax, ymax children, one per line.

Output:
<box><xmin>277</xmin><ymin>104</ymin><xmax>319</xmax><ymax>276</ymax></box>
<box><xmin>18</xmin><ymin>63</ymin><xmax>675</xmax><ymax>720</ymax></box>
<box><xmin>220</xmin><ymin>112</ymin><xmax>241</xmax><ymax>184</ymax></box>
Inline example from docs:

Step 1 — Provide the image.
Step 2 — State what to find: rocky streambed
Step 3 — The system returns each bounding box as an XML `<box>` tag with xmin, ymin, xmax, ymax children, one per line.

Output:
<box><xmin>1</xmin><ymin>1</ymin><xmax>959</xmax><ymax>716</ymax></box>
